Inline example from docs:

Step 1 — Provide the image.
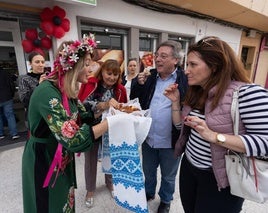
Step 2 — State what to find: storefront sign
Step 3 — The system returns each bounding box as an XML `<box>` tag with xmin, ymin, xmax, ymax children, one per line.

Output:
<box><xmin>72</xmin><ymin>0</ymin><xmax>96</xmax><ymax>6</ymax></box>
<box><xmin>57</xmin><ymin>0</ymin><xmax>97</xmax><ymax>6</ymax></box>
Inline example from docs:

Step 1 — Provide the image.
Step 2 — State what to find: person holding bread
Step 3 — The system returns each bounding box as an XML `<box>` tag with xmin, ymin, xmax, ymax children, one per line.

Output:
<box><xmin>78</xmin><ymin>59</ymin><xmax>127</xmax><ymax>208</ymax></box>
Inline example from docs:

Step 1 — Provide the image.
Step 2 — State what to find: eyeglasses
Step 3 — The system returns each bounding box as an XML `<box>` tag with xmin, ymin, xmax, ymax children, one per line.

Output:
<box><xmin>154</xmin><ymin>53</ymin><xmax>174</xmax><ymax>60</ymax></box>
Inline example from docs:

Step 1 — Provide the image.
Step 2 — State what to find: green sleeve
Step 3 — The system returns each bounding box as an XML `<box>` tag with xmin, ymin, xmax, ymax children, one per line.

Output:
<box><xmin>30</xmin><ymin>82</ymin><xmax>95</xmax><ymax>152</ymax></box>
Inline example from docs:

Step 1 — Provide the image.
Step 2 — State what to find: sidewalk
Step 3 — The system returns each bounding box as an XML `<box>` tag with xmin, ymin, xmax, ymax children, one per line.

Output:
<box><xmin>0</xmin><ymin>142</ymin><xmax>267</xmax><ymax>213</ymax></box>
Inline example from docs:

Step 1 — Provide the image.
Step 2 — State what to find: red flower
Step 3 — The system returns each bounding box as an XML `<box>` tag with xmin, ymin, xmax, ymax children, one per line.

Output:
<box><xmin>21</xmin><ymin>28</ymin><xmax>52</xmax><ymax>55</ymax></box>
<box><xmin>40</xmin><ymin>6</ymin><xmax>70</xmax><ymax>39</ymax></box>
<box><xmin>61</xmin><ymin>120</ymin><xmax>79</xmax><ymax>138</ymax></box>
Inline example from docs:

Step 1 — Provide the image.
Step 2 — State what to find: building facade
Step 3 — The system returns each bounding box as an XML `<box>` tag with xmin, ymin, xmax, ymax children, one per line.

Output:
<box><xmin>0</xmin><ymin>0</ymin><xmax>267</xmax><ymax>125</ymax></box>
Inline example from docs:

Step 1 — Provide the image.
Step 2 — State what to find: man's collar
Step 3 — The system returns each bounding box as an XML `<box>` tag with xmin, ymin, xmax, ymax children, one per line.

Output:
<box><xmin>157</xmin><ymin>68</ymin><xmax>177</xmax><ymax>79</ymax></box>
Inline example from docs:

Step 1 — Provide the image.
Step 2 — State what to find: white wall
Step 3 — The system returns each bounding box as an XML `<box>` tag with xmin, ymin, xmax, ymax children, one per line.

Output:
<box><xmin>55</xmin><ymin>0</ymin><xmax>242</xmax><ymax>53</ymax></box>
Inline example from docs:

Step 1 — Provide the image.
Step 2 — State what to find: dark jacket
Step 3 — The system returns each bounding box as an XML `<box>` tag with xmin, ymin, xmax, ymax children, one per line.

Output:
<box><xmin>0</xmin><ymin>68</ymin><xmax>15</xmax><ymax>103</ymax></box>
<box><xmin>130</xmin><ymin>67</ymin><xmax>188</xmax><ymax>148</ymax></box>
<box><xmin>18</xmin><ymin>73</ymin><xmax>41</xmax><ymax>109</ymax></box>
<box><xmin>121</xmin><ymin>74</ymin><xmax>127</xmax><ymax>86</ymax></box>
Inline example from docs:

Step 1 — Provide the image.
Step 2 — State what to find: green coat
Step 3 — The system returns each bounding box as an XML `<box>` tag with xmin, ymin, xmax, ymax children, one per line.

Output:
<box><xmin>22</xmin><ymin>80</ymin><xmax>95</xmax><ymax>213</ymax></box>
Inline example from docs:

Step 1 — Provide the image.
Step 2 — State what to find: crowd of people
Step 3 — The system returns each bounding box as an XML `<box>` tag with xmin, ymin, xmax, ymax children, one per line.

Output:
<box><xmin>1</xmin><ymin>32</ymin><xmax>267</xmax><ymax>213</ymax></box>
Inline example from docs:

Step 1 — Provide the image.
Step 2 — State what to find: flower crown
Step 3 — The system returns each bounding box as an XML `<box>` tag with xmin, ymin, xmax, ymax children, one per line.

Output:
<box><xmin>54</xmin><ymin>33</ymin><xmax>97</xmax><ymax>74</ymax></box>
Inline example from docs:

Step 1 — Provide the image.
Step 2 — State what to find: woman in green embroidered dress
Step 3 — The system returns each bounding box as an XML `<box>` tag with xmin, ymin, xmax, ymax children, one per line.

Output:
<box><xmin>22</xmin><ymin>34</ymin><xmax>108</xmax><ymax>213</ymax></box>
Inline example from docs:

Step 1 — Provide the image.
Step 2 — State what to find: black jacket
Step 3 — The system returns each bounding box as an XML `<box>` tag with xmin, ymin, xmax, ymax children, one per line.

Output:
<box><xmin>0</xmin><ymin>68</ymin><xmax>15</xmax><ymax>103</ymax></box>
<box><xmin>130</xmin><ymin>67</ymin><xmax>188</xmax><ymax>148</ymax></box>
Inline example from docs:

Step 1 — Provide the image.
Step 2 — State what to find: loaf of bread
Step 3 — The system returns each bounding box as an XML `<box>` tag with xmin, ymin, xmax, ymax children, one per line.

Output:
<box><xmin>117</xmin><ymin>104</ymin><xmax>140</xmax><ymax>113</ymax></box>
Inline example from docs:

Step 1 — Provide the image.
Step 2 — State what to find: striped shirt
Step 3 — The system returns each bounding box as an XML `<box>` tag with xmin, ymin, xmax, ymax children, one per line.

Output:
<box><xmin>239</xmin><ymin>84</ymin><xmax>268</xmax><ymax>157</ymax></box>
<box><xmin>185</xmin><ymin>110</ymin><xmax>212</xmax><ymax>169</ymax></box>
<box><xmin>185</xmin><ymin>84</ymin><xmax>268</xmax><ymax>169</ymax></box>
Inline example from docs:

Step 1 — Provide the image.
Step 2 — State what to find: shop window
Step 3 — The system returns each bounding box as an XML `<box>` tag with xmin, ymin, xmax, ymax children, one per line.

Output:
<box><xmin>241</xmin><ymin>46</ymin><xmax>255</xmax><ymax>70</ymax></box>
<box><xmin>92</xmin><ymin>34</ymin><xmax>122</xmax><ymax>50</ymax></box>
<box><xmin>139</xmin><ymin>32</ymin><xmax>158</xmax><ymax>71</ymax></box>
<box><xmin>139</xmin><ymin>32</ymin><xmax>158</xmax><ymax>52</ymax></box>
<box><xmin>80</xmin><ymin>23</ymin><xmax>128</xmax><ymax>50</ymax></box>
<box><xmin>241</xmin><ymin>46</ymin><xmax>255</xmax><ymax>79</ymax></box>
<box><xmin>0</xmin><ymin>46</ymin><xmax>18</xmax><ymax>76</ymax></box>
<box><xmin>0</xmin><ymin>31</ymin><xmax>13</xmax><ymax>42</ymax></box>
<box><xmin>168</xmin><ymin>35</ymin><xmax>193</xmax><ymax>70</ymax></box>
<box><xmin>80</xmin><ymin>23</ymin><xmax>128</xmax><ymax>73</ymax></box>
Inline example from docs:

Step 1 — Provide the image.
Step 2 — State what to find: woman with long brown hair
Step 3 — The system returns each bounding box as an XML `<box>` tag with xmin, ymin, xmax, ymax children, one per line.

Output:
<box><xmin>164</xmin><ymin>36</ymin><xmax>268</xmax><ymax>213</ymax></box>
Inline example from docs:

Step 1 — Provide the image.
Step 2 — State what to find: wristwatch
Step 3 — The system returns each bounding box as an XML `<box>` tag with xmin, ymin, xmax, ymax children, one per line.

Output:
<box><xmin>216</xmin><ymin>133</ymin><xmax>226</xmax><ymax>144</ymax></box>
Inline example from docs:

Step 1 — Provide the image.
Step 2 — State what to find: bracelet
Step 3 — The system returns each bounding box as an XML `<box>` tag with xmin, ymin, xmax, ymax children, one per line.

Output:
<box><xmin>172</xmin><ymin>109</ymin><xmax>180</xmax><ymax>111</ymax></box>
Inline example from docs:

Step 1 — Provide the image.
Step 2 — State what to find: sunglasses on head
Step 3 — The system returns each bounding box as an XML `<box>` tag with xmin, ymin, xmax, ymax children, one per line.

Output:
<box><xmin>197</xmin><ymin>36</ymin><xmax>219</xmax><ymax>47</ymax></box>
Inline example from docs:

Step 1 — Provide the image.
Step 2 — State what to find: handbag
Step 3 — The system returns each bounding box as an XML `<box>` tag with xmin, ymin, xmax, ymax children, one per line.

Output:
<box><xmin>225</xmin><ymin>87</ymin><xmax>268</xmax><ymax>203</ymax></box>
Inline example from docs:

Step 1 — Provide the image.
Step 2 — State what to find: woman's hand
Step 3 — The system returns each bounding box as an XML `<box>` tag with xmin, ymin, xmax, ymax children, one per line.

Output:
<box><xmin>184</xmin><ymin>115</ymin><xmax>246</xmax><ymax>153</ymax></box>
<box><xmin>96</xmin><ymin>98</ymin><xmax>119</xmax><ymax>112</ymax></box>
<box><xmin>96</xmin><ymin>102</ymin><xmax>108</xmax><ymax>112</ymax></box>
<box><xmin>108</xmin><ymin>98</ymin><xmax>120</xmax><ymax>109</ymax></box>
<box><xmin>163</xmin><ymin>83</ymin><xmax>180</xmax><ymax>102</ymax></box>
<box><xmin>39</xmin><ymin>73</ymin><xmax>47</xmax><ymax>83</ymax></box>
<box><xmin>184</xmin><ymin>116</ymin><xmax>216</xmax><ymax>143</ymax></box>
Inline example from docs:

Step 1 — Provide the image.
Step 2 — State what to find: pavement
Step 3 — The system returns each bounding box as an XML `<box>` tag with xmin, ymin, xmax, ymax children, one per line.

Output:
<box><xmin>0</xmin><ymin>141</ymin><xmax>268</xmax><ymax>213</ymax></box>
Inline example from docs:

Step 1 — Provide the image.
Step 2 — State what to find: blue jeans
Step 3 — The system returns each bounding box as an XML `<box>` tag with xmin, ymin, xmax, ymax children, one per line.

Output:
<box><xmin>142</xmin><ymin>142</ymin><xmax>180</xmax><ymax>203</ymax></box>
<box><xmin>0</xmin><ymin>99</ymin><xmax>18</xmax><ymax>136</ymax></box>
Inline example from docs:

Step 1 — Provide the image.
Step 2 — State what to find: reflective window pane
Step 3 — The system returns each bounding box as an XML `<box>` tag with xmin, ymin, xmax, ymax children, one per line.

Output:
<box><xmin>0</xmin><ymin>31</ymin><xmax>13</xmax><ymax>42</ymax></box>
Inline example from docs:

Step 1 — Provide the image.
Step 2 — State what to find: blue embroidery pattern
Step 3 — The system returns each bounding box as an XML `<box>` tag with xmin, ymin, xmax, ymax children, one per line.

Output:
<box><xmin>110</xmin><ymin>141</ymin><xmax>148</xmax><ymax>213</ymax></box>
<box><xmin>110</xmin><ymin>142</ymin><xmax>144</xmax><ymax>191</ymax></box>
<box><xmin>102</xmin><ymin>132</ymin><xmax>112</xmax><ymax>174</ymax></box>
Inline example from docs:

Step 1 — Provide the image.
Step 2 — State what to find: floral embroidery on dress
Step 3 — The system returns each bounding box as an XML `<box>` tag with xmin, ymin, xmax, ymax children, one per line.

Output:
<box><xmin>49</xmin><ymin>98</ymin><xmax>59</xmax><ymax>108</ymax></box>
<box><xmin>61</xmin><ymin>150</ymin><xmax>73</xmax><ymax>171</ymax></box>
<box><xmin>61</xmin><ymin>120</ymin><xmax>79</xmax><ymax>138</ymax></box>
<box><xmin>46</xmin><ymin>97</ymin><xmax>84</xmax><ymax>148</ymax></box>
<box><xmin>63</xmin><ymin>186</ymin><xmax>75</xmax><ymax>213</ymax></box>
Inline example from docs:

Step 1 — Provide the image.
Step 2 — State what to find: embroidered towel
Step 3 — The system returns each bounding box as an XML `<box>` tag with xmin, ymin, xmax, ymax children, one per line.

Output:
<box><xmin>102</xmin><ymin>131</ymin><xmax>112</xmax><ymax>174</ymax></box>
<box><xmin>106</xmin><ymin>114</ymin><xmax>152</xmax><ymax>213</ymax></box>
<box><xmin>101</xmin><ymin>101</ymin><xmax>150</xmax><ymax>174</ymax></box>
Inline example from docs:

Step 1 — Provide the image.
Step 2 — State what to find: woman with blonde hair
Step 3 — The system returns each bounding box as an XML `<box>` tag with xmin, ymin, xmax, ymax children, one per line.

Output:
<box><xmin>22</xmin><ymin>34</ymin><xmax>109</xmax><ymax>213</ymax></box>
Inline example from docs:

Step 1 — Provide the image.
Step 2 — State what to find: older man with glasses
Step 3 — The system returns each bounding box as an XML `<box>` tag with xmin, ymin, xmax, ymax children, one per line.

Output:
<box><xmin>130</xmin><ymin>40</ymin><xmax>188</xmax><ymax>213</ymax></box>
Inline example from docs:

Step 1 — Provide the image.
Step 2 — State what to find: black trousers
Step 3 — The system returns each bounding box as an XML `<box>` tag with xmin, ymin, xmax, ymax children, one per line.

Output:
<box><xmin>179</xmin><ymin>154</ymin><xmax>244</xmax><ymax>213</ymax></box>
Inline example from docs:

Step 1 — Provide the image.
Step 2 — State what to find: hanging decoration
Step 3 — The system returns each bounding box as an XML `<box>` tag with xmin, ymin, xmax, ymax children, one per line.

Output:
<box><xmin>21</xmin><ymin>28</ymin><xmax>52</xmax><ymax>56</ymax></box>
<box><xmin>21</xmin><ymin>5</ymin><xmax>70</xmax><ymax>55</ymax></box>
<box><xmin>40</xmin><ymin>6</ymin><xmax>70</xmax><ymax>39</ymax></box>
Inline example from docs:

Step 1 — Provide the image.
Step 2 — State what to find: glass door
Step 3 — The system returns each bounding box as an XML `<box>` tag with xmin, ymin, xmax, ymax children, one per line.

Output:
<box><xmin>0</xmin><ymin>20</ymin><xmax>27</xmax><ymax>132</ymax></box>
<box><xmin>0</xmin><ymin>20</ymin><xmax>26</xmax><ymax>76</ymax></box>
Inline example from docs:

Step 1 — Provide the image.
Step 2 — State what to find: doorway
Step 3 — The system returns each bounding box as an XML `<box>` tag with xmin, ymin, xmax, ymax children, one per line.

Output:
<box><xmin>0</xmin><ymin>20</ymin><xmax>27</xmax><ymax>132</ymax></box>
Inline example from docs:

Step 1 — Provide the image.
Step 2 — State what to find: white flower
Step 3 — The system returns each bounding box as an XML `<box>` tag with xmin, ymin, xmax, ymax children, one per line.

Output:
<box><xmin>49</xmin><ymin>98</ymin><xmax>59</xmax><ymax>108</ymax></box>
<box><xmin>69</xmin><ymin>53</ymin><xmax>79</xmax><ymax>63</ymax></box>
